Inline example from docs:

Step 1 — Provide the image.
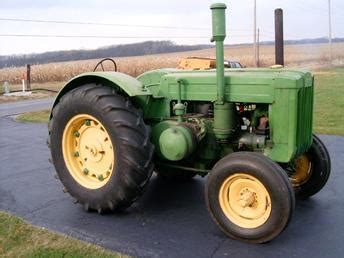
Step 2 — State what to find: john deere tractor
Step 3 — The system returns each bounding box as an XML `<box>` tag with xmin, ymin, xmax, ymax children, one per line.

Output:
<box><xmin>49</xmin><ymin>3</ymin><xmax>330</xmax><ymax>243</ymax></box>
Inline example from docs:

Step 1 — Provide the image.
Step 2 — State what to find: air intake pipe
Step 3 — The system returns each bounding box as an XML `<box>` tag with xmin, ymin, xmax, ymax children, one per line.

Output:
<box><xmin>210</xmin><ymin>3</ymin><xmax>226</xmax><ymax>104</ymax></box>
<box><xmin>211</xmin><ymin>3</ymin><xmax>237</xmax><ymax>140</ymax></box>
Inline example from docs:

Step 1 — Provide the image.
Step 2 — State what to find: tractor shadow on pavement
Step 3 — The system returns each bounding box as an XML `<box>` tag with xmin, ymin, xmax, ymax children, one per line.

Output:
<box><xmin>134</xmin><ymin>174</ymin><xmax>206</xmax><ymax>212</ymax></box>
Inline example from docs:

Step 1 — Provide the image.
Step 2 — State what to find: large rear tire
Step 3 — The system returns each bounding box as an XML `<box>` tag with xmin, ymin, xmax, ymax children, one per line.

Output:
<box><xmin>288</xmin><ymin>134</ymin><xmax>331</xmax><ymax>198</ymax></box>
<box><xmin>205</xmin><ymin>152</ymin><xmax>295</xmax><ymax>243</ymax></box>
<box><xmin>49</xmin><ymin>84</ymin><xmax>154</xmax><ymax>212</ymax></box>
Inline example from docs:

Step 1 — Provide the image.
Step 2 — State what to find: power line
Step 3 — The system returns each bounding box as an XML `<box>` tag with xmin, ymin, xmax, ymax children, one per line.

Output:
<box><xmin>0</xmin><ymin>17</ymin><xmax>210</xmax><ymax>30</ymax></box>
<box><xmin>0</xmin><ymin>34</ymin><xmax>254</xmax><ymax>39</ymax></box>
<box><xmin>0</xmin><ymin>34</ymin><xmax>209</xmax><ymax>39</ymax></box>
<box><xmin>0</xmin><ymin>17</ymin><xmax>210</xmax><ymax>32</ymax></box>
<box><xmin>0</xmin><ymin>17</ymin><xmax>262</xmax><ymax>33</ymax></box>
<box><xmin>0</xmin><ymin>33</ymin><xmax>256</xmax><ymax>39</ymax></box>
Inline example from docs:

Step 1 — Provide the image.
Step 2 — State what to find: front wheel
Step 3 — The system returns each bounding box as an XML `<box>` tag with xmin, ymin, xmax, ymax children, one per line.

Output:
<box><xmin>205</xmin><ymin>152</ymin><xmax>295</xmax><ymax>243</ymax></box>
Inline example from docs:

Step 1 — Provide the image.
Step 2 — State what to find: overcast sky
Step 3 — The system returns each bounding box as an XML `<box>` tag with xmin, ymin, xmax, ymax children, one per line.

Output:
<box><xmin>0</xmin><ymin>0</ymin><xmax>343</xmax><ymax>55</ymax></box>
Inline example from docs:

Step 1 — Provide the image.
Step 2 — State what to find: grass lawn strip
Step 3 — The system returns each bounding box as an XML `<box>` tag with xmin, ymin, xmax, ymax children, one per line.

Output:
<box><xmin>313</xmin><ymin>67</ymin><xmax>344</xmax><ymax>135</ymax></box>
<box><xmin>16</xmin><ymin>110</ymin><xmax>50</xmax><ymax>123</ymax></box>
<box><xmin>0</xmin><ymin>211</ymin><xmax>128</xmax><ymax>258</ymax></box>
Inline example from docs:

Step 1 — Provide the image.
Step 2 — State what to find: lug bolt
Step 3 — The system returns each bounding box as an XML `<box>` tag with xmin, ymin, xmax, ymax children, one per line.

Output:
<box><xmin>83</xmin><ymin>168</ymin><xmax>89</xmax><ymax>175</ymax></box>
<box><xmin>85</xmin><ymin>120</ymin><xmax>91</xmax><ymax>126</ymax></box>
<box><xmin>74</xmin><ymin>131</ymin><xmax>80</xmax><ymax>137</ymax></box>
<box><xmin>74</xmin><ymin>151</ymin><xmax>79</xmax><ymax>157</ymax></box>
<box><xmin>98</xmin><ymin>175</ymin><xmax>104</xmax><ymax>181</ymax></box>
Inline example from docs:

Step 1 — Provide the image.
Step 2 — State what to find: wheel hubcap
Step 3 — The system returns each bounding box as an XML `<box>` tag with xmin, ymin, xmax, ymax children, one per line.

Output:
<box><xmin>219</xmin><ymin>173</ymin><xmax>271</xmax><ymax>229</ymax></box>
<box><xmin>238</xmin><ymin>190</ymin><xmax>256</xmax><ymax>208</ymax></box>
<box><xmin>62</xmin><ymin>114</ymin><xmax>115</xmax><ymax>189</ymax></box>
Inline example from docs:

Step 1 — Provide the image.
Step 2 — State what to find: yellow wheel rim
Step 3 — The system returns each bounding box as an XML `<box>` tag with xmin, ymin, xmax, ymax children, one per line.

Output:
<box><xmin>219</xmin><ymin>173</ymin><xmax>272</xmax><ymax>229</ymax></box>
<box><xmin>290</xmin><ymin>155</ymin><xmax>312</xmax><ymax>186</ymax></box>
<box><xmin>62</xmin><ymin>114</ymin><xmax>115</xmax><ymax>189</ymax></box>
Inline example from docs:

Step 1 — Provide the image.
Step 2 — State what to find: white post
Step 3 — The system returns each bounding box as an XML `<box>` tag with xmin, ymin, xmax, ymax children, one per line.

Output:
<box><xmin>22</xmin><ymin>79</ymin><xmax>25</xmax><ymax>92</ymax></box>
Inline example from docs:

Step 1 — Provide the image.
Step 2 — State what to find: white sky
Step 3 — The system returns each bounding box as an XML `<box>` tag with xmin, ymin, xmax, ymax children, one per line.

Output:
<box><xmin>0</xmin><ymin>0</ymin><xmax>343</xmax><ymax>55</ymax></box>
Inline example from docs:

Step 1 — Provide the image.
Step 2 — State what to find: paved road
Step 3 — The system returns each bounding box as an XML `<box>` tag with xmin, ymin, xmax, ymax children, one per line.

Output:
<box><xmin>0</xmin><ymin>98</ymin><xmax>54</xmax><ymax>117</ymax></box>
<box><xmin>0</xmin><ymin>115</ymin><xmax>343</xmax><ymax>258</ymax></box>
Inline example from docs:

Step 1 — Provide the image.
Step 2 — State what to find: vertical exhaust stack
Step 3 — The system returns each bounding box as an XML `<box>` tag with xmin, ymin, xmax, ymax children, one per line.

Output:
<box><xmin>275</xmin><ymin>8</ymin><xmax>284</xmax><ymax>66</ymax></box>
<box><xmin>211</xmin><ymin>3</ymin><xmax>237</xmax><ymax>140</ymax></box>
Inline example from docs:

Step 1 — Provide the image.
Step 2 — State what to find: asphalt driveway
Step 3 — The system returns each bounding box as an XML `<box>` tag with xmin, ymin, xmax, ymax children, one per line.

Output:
<box><xmin>0</xmin><ymin>106</ymin><xmax>343</xmax><ymax>257</ymax></box>
<box><xmin>0</xmin><ymin>97</ymin><xmax>54</xmax><ymax>117</ymax></box>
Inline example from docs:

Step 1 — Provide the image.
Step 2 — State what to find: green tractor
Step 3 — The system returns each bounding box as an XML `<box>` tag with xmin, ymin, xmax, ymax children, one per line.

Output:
<box><xmin>49</xmin><ymin>3</ymin><xmax>330</xmax><ymax>243</ymax></box>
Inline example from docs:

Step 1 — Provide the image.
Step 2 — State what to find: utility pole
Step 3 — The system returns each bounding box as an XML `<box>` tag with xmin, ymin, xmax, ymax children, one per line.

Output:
<box><xmin>253</xmin><ymin>0</ymin><xmax>257</xmax><ymax>67</ymax></box>
<box><xmin>257</xmin><ymin>28</ymin><xmax>260</xmax><ymax>67</ymax></box>
<box><xmin>328</xmin><ymin>0</ymin><xmax>332</xmax><ymax>64</ymax></box>
<box><xmin>26</xmin><ymin>64</ymin><xmax>31</xmax><ymax>91</ymax></box>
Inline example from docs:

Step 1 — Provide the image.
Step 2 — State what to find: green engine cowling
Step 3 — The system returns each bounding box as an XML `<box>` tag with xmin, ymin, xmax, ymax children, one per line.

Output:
<box><xmin>137</xmin><ymin>68</ymin><xmax>314</xmax><ymax>164</ymax></box>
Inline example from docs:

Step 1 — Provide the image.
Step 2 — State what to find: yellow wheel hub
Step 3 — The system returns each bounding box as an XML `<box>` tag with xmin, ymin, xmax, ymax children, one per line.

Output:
<box><xmin>62</xmin><ymin>114</ymin><xmax>115</xmax><ymax>189</ymax></box>
<box><xmin>290</xmin><ymin>155</ymin><xmax>312</xmax><ymax>186</ymax></box>
<box><xmin>219</xmin><ymin>173</ymin><xmax>271</xmax><ymax>229</ymax></box>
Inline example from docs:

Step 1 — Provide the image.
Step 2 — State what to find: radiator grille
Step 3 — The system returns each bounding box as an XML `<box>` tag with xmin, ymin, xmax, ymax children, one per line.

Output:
<box><xmin>295</xmin><ymin>82</ymin><xmax>313</xmax><ymax>156</ymax></box>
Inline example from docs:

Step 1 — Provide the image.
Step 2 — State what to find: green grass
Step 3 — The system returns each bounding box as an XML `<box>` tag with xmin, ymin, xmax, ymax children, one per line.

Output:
<box><xmin>313</xmin><ymin>67</ymin><xmax>344</xmax><ymax>135</ymax></box>
<box><xmin>16</xmin><ymin>110</ymin><xmax>50</xmax><ymax>123</ymax></box>
<box><xmin>0</xmin><ymin>211</ymin><xmax>128</xmax><ymax>258</ymax></box>
<box><xmin>15</xmin><ymin>67</ymin><xmax>344</xmax><ymax>135</ymax></box>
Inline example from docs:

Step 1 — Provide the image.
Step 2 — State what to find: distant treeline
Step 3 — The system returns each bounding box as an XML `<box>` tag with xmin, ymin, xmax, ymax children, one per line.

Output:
<box><xmin>1</xmin><ymin>37</ymin><xmax>343</xmax><ymax>69</ymax></box>
<box><xmin>0</xmin><ymin>41</ymin><xmax>211</xmax><ymax>68</ymax></box>
<box><xmin>273</xmin><ymin>37</ymin><xmax>343</xmax><ymax>46</ymax></box>
<box><xmin>231</xmin><ymin>37</ymin><xmax>344</xmax><ymax>47</ymax></box>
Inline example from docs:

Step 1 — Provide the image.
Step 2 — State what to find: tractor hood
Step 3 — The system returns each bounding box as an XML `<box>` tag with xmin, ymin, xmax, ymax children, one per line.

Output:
<box><xmin>137</xmin><ymin>68</ymin><xmax>313</xmax><ymax>103</ymax></box>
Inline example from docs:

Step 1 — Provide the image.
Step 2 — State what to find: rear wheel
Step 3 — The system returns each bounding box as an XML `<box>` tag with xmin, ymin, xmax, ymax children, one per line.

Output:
<box><xmin>206</xmin><ymin>152</ymin><xmax>295</xmax><ymax>243</ymax></box>
<box><xmin>49</xmin><ymin>84</ymin><xmax>154</xmax><ymax>212</ymax></box>
<box><xmin>288</xmin><ymin>134</ymin><xmax>331</xmax><ymax>198</ymax></box>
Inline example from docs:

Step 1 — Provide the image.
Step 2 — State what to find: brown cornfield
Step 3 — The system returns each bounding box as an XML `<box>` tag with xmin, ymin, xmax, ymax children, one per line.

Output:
<box><xmin>0</xmin><ymin>43</ymin><xmax>343</xmax><ymax>85</ymax></box>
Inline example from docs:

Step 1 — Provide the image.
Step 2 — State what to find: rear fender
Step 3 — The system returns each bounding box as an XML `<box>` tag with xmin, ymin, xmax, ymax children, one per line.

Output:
<box><xmin>50</xmin><ymin>72</ymin><xmax>152</xmax><ymax>117</ymax></box>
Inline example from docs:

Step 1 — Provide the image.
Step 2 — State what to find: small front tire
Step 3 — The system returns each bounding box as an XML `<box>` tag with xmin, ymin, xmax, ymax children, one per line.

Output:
<box><xmin>205</xmin><ymin>152</ymin><xmax>295</xmax><ymax>243</ymax></box>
